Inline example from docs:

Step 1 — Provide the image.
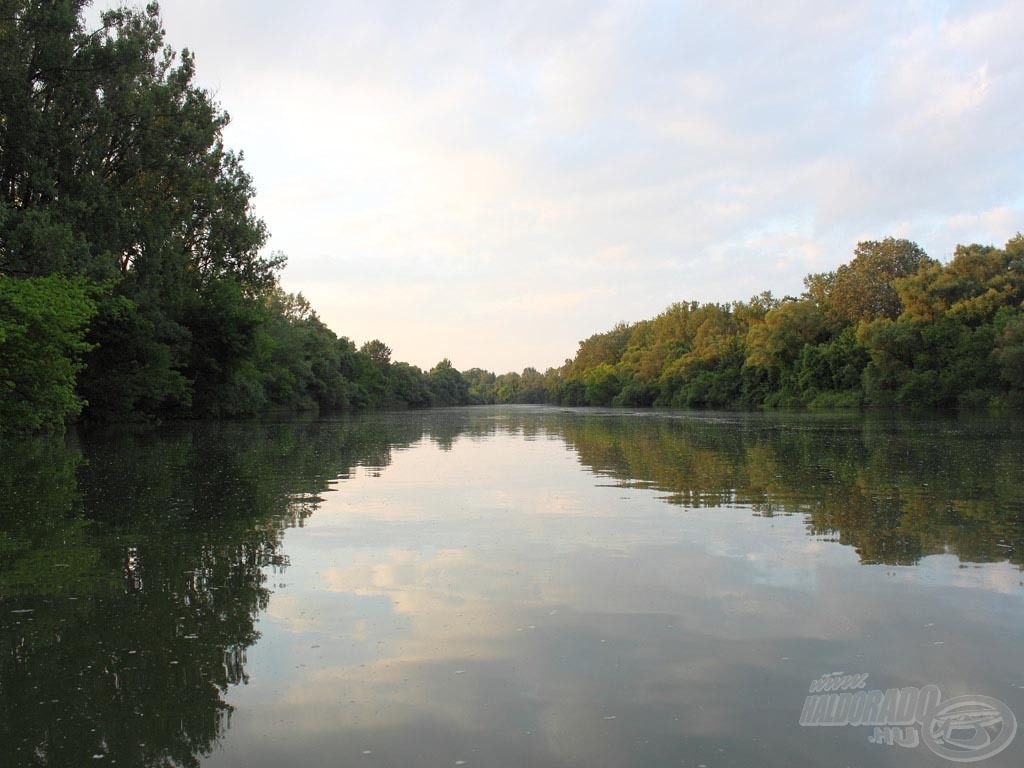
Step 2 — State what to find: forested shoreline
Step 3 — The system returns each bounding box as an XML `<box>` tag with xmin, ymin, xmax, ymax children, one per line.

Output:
<box><xmin>477</xmin><ymin>234</ymin><xmax>1024</xmax><ymax>409</ymax></box>
<box><xmin>2</xmin><ymin>3</ymin><xmax>1022</xmax><ymax>434</ymax></box>
<box><xmin>0</xmin><ymin>2</ymin><xmax>474</xmax><ymax>433</ymax></box>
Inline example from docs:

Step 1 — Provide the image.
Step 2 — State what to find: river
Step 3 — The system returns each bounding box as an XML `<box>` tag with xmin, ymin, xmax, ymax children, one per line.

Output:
<box><xmin>2</xmin><ymin>406</ymin><xmax>1022</xmax><ymax>767</ymax></box>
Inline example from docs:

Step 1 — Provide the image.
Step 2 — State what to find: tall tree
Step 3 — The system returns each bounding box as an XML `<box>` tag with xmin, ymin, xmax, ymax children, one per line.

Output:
<box><xmin>1</xmin><ymin>2</ymin><xmax>284</xmax><ymax>421</ymax></box>
<box><xmin>805</xmin><ymin>238</ymin><xmax>933</xmax><ymax>326</ymax></box>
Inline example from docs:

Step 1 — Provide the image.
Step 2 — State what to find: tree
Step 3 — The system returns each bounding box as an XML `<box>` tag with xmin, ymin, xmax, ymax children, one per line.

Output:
<box><xmin>360</xmin><ymin>339</ymin><xmax>392</xmax><ymax>371</ymax></box>
<box><xmin>856</xmin><ymin>318</ymin><xmax>918</xmax><ymax>405</ymax></box>
<box><xmin>745</xmin><ymin>300</ymin><xmax>825</xmax><ymax>371</ymax></box>
<box><xmin>428</xmin><ymin>359</ymin><xmax>470</xmax><ymax>406</ymax></box>
<box><xmin>567</xmin><ymin>322</ymin><xmax>634</xmax><ymax>377</ymax></box>
<box><xmin>994</xmin><ymin>312</ymin><xmax>1024</xmax><ymax>394</ymax></box>
<box><xmin>517</xmin><ymin>367</ymin><xmax>547</xmax><ymax>403</ymax></box>
<box><xmin>806</xmin><ymin>238</ymin><xmax>933</xmax><ymax>326</ymax></box>
<box><xmin>462</xmin><ymin>367</ymin><xmax>497</xmax><ymax>404</ymax></box>
<box><xmin>77</xmin><ymin>292</ymin><xmax>191</xmax><ymax>419</ymax></box>
<box><xmin>582</xmin><ymin>363</ymin><xmax>620</xmax><ymax>406</ymax></box>
<box><xmin>896</xmin><ymin>239</ymin><xmax>1023</xmax><ymax>325</ymax></box>
<box><xmin>1</xmin><ymin>2</ymin><xmax>283</xmax><ymax>422</ymax></box>
<box><xmin>385</xmin><ymin>362</ymin><xmax>432</xmax><ymax>408</ymax></box>
<box><xmin>0</xmin><ymin>275</ymin><xmax>95</xmax><ymax>432</ymax></box>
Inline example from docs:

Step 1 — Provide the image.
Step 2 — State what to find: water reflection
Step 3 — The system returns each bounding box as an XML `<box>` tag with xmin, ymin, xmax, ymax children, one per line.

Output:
<box><xmin>0</xmin><ymin>418</ymin><xmax>421</xmax><ymax>767</ymax></box>
<box><xmin>552</xmin><ymin>410</ymin><xmax>1024</xmax><ymax>567</ymax></box>
<box><xmin>1</xmin><ymin>408</ymin><xmax>1022</xmax><ymax>768</ymax></box>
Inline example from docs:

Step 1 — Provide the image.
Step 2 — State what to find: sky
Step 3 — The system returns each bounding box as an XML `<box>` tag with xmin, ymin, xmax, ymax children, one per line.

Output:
<box><xmin>94</xmin><ymin>0</ymin><xmax>1024</xmax><ymax>373</ymax></box>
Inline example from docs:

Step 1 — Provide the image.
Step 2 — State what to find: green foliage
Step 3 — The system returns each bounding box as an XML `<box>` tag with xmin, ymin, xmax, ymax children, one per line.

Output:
<box><xmin>385</xmin><ymin>362</ymin><xmax>433</xmax><ymax>408</ymax></box>
<box><xmin>745</xmin><ymin>300</ymin><xmax>825</xmax><ymax>372</ymax></box>
<box><xmin>806</xmin><ymin>238</ymin><xmax>934</xmax><ymax>325</ymax></box>
<box><xmin>568</xmin><ymin>322</ymin><xmax>633</xmax><ymax>377</ymax></box>
<box><xmin>181</xmin><ymin>278</ymin><xmax>267</xmax><ymax>416</ymax></box>
<box><xmin>428</xmin><ymin>358</ymin><xmax>471</xmax><ymax>407</ymax></box>
<box><xmin>487</xmin><ymin>234</ymin><xmax>1024</xmax><ymax>412</ymax></box>
<box><xmin>462</xmin><ymin>368</ymin><xmax>497</xmax><ymax>404</ymax></box>
<box><xmin>0</xmin><ymin>2</ymin><xmax>477</xmax><ymax>429</ymax></box>
<box><xmin>360</xmin><ymin>339</ymin><xmax>392</xmax><ymax>371</ymax></box>
<box><xmin>613</xmin><ymin>377</ymin><xmax>658</xmax><ymax>407</ymax></box>
<box><xmin>581</xmin><ymin>363</ymin><xmax>619</xmax><ymax>406</ymax></box>
<box><xmin>0</xmin><ymin>275</ymin><xmax>95</xmax><ymax>432</ymax></box>
<box><xmin>77</xmin><ymin>290</ymin><xmax>191</xmax><ymax>420</ymax></box>
<box><xmin>896</xmin><ymin>242</ymin><xmax>1023</xmax><ymax>325</ymax></box>
<box><xmin>994</xmin><ymin>311</ymin><xmax>1024</xmax><ymax>393</ymax></box>
<box><xmin>670</xmin><ymin>338</ymin><xmax>746</xmax><ymax>408</ymax></box>
<box><xmin>796</xmin><ymin>327</ymin><xmax>866</xmax><ymax>398</ymax></box>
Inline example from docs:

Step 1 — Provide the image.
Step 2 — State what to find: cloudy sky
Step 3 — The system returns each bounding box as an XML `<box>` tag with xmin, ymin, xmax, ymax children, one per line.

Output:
<box><xmin>96</xmin><ymin>0</ymin><xmax>1023</xmax><ymax>373</ymax></box>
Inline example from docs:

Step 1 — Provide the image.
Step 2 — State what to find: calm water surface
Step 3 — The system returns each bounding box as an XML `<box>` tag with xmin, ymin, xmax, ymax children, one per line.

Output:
<box><xmin>2</xmin><ymin>406</ymin><xmax>1023</xmax><ymax>767</ymax></box>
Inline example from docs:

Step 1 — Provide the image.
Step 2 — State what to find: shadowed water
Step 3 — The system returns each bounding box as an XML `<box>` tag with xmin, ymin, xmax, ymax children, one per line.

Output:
<box><xmin>2</xmin><ymin>407</ymin><xmax>1022</xmax><ymax>767</ymax></box>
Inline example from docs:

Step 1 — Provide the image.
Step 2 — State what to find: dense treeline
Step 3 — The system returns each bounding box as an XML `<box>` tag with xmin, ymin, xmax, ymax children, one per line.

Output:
<box><xmin>0</xmin><ymin>1</ymin><xmax>474</xmax><ymax>433</ymax></box>
<box><xmin>480</xmin><ymin>236</ymin><xmax>1024</xmax><ymax>409</ymax></box>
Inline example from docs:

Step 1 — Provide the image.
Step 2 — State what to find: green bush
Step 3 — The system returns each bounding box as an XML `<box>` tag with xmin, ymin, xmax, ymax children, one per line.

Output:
<box><xmin>0</xmin><ymin>276</ymin><xmax>96</xmax><ymax>432</ymax></box>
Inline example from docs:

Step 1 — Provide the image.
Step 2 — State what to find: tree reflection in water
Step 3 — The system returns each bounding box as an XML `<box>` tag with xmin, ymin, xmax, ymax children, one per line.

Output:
<box><xmin>1</xmin><ymin>408</ymin><xmax>1021</xmax><ymax>766</ymax></box>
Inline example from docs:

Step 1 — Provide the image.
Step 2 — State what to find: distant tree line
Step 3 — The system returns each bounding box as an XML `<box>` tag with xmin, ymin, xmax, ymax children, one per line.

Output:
<box><xmin>0</xmin><ymin>2</ymin><xmax>473</xmax><ymax>432</ymax></box>
<box><xmin>477</xmin><ymin>235</ymin><xmax>1024</xmax><ymax>410</ymax></box>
